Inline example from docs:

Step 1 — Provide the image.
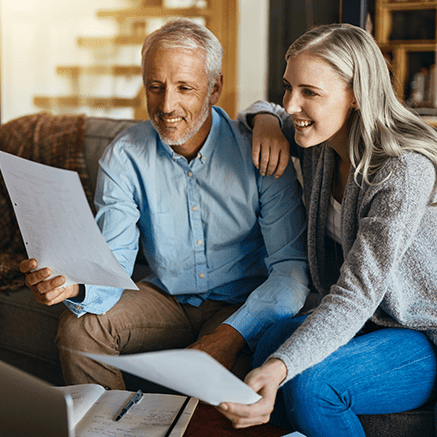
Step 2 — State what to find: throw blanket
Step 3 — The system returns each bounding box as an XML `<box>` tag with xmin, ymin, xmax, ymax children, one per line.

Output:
<box><xmin>0</xmin><ymin>113</ymin><xmax>92</xmax><ymax>292</ymax></box>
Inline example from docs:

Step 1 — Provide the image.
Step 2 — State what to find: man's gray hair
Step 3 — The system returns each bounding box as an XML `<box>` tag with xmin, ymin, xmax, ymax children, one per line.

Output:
<box><xmin>141</xmin><ymin>18</ymin><xmax>223</xmax><ymax>89</ymax></box>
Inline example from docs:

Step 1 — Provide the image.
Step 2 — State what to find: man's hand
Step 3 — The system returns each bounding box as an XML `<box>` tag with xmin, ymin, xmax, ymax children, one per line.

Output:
<box><xmin>187</xmin><ymin>324</ymin><xmax>246</xmax><ymax>370</ymax></box>
<box><xmin>252</xmin><ymin>114</ymin><xmax>290</xmax><ymax>178</ymax></box>
<box><xmin>20</xmin><ymin>258</ymin><xmax>81</xmax><ymax>306</ymax></box>
<box><xmin>217</xmin><ymin>358</ymin><xmax>287</xmax><ymax>428</ymax></box>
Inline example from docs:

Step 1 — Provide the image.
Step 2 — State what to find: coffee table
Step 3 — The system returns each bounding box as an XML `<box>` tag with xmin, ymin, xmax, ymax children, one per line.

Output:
<box><xmin>184</xmin><ymin>403</ymin><xmax>287</xmax><ymax>437</ymax></box>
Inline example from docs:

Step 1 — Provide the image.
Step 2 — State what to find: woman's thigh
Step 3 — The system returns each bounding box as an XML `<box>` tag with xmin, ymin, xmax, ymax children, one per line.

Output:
<box><xmin>254</xmin><ymin>319</ymin><xmax>437</xmax><ymax>435</ymax></box>
<box><xmin>287</xmin><ymin>328</ymin><xmax>437</xmax><ymax>415</ymax></box>
<box><xmin>283</xmin><ymin>328</ymin><xmax>437</xmax><ymax>436</ymax></box>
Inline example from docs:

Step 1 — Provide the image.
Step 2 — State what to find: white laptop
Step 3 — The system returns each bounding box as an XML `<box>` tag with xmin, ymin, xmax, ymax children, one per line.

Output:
<box><xmin>0</xmin><ymin>360</ymin><xmax>74</xmax><ymax>437</ymax></box>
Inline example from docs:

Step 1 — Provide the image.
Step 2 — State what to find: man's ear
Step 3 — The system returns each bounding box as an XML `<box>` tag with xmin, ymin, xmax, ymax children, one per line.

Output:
<box><xmin>210</xmin><ymin>74</ymin><xmax>224</xmax><ymax>106</ymax></box>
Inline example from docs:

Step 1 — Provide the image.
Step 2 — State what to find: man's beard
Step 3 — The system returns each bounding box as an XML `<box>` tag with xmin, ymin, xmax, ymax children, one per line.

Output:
<box><xmin>151</xmin><ymin>95</ymin><xmax>211</xmax><ymax>147</ymax></box>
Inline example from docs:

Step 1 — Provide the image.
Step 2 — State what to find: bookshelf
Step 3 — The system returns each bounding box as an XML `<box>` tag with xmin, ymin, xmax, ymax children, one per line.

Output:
<box><xmin>375</xmin><ymin>0</ymin><xmax>437</xmax><ymax>125</ymax></box>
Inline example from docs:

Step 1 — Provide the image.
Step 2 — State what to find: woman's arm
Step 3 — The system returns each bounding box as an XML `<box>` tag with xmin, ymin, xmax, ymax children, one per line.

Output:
<box><xmin>238</xmin><ymin>101</ymin><xmax>294</xmax><ymax>178</ymax></box>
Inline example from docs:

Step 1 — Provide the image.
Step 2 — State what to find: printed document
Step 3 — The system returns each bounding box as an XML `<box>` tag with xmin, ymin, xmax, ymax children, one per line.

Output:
<box><xmin>85</xmin><ymin>349</ymin><xmax>262</xmax><ymax>406</ymax></box>
<box><xmin>0</xmin><ymin>151</ymin><xmax>138</xmax><ymax>290</ymax></box>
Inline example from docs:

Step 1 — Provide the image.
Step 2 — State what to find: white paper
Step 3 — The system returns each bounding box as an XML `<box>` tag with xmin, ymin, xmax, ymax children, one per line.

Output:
<box><xmin>85</xmin><ymin>349</ymin><xmax>262</xmax><ymax>406</ymax></box>
<box><xmin>0</xmin><ymin>151</ymin><xmax>138</xmax><ymax>290</ymax></box>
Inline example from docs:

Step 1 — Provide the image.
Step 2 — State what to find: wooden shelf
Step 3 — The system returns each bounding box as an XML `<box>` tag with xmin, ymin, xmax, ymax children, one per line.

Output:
<box><xmin>376</xmin><ymin>0</ymin><xmax>437</xmax><ymax>105</ymax></box>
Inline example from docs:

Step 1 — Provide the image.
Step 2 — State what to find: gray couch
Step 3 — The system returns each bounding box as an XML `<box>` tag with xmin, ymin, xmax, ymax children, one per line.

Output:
<box><xmin>0</xmin><ymin>115</ymin><xmax>434</xmax><ymax>436</ymax></box>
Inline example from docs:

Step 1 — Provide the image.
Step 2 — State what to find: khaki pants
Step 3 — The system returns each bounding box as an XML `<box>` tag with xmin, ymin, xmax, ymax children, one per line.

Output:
<box><xmin>56</xmin><ymin>281</ymin><xmax>243</xmax><ymax>389</ymax></box>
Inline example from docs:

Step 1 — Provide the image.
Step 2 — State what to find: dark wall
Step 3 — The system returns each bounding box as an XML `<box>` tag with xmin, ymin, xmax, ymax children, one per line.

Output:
<box><xmin>267</xmin><ymin>0</ymin><xmax>372</xmax><ymax>104</ymax></box>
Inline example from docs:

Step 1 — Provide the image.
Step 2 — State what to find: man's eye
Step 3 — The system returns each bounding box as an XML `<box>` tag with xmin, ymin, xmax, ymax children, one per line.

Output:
<box><xmin>283</xmin><ymin>83</ymin><xmax>292</xmax><ymax>91</ymax></box>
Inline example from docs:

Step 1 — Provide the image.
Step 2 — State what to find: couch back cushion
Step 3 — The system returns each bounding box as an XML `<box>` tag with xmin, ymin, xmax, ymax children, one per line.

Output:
<box><xmin>84</xmin><ymin>117</ymin><xmax>142</xmax><ymax>194</ymax></box>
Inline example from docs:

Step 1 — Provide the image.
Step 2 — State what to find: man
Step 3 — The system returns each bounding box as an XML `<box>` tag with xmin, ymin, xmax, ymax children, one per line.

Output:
<box><xmin>20</xmin><ymin>19</ymin><xmax>309</xmax><ymax>390</ymax></box>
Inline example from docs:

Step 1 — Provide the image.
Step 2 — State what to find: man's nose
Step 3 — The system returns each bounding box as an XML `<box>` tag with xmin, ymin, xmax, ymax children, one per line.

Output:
<box><xmin>161</xmin><ymin>88</ymin><xmax>178</xmax><ymax>114</ymax></box>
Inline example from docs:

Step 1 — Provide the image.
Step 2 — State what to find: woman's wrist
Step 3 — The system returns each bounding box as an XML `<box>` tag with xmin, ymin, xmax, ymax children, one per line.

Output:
<box><xmin>252</xmin><ymin>112</ymin><xmax>281</xmax><ymax>128</ymax></box>
<box><xmin>263</xmin><ymin>358</ymin><xmax>288</xmax><ymax>386</ymax></box>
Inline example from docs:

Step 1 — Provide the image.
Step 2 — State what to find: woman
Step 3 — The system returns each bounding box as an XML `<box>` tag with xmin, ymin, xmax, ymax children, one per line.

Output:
<box><xmin>218</xmin><ymin>23</ymin><xmax>437</xmax><ymax>436</ymax></box>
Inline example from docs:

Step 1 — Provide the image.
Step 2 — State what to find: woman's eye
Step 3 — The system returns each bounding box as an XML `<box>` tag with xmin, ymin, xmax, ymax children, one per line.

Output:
<box><xmin>283</xmin><ymin>83</ymin><xmax>292</xmax><ymax>91</ymax></box>
<box><xmin>303</xmin><ymin>88</ymin><xmax>317</xmax><ymax>96</ymax></box>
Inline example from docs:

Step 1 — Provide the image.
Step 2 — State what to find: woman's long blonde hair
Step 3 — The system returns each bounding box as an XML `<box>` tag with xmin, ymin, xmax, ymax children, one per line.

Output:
<box><xmin>286</xmin><ymin>23</ymin><xmax>437</xmax><ymax>193</ymax></box>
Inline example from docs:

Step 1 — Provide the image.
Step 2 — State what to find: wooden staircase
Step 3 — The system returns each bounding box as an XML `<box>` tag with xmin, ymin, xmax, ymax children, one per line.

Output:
<box><xmin>33</xmin><ymin>0</ymin><xmax>238</xmax><ymax>120</ymax></box>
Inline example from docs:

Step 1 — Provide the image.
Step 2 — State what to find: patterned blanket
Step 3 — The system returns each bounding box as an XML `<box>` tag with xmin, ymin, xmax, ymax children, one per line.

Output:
<box><xmin>0</xmin><ymin>113</ymin><xmax>92</xmax><ymax>292</ymax></box>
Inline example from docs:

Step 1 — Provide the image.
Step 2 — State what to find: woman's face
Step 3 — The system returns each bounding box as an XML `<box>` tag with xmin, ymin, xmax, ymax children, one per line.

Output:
<box><xmin>282</xmin><ymin>52</ymin><xmax>356</xmax><ymax>153</ymax></box>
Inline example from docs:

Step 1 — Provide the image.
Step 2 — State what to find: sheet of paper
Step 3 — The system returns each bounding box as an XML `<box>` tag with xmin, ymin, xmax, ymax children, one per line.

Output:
<box><xmin>0</xmin><ymin>151</ymin><xmax>138</xmax><ymax>290</ymax></box>
<box><xmin>85</xmin><ymin>349</ymin><xmax>262</xmax><ymax>406</ymax></box>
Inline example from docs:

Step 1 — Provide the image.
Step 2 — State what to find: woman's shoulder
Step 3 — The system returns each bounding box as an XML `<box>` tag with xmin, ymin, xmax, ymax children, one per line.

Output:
<box><xmin>363</xmin><ymin>151</ymin><xmax>437</xmax><ymax>207</ymax></box>
<box><xmin>374</xmin><ymin>151</ymin><xmax>435</xmax><ymax>184</ymax></box>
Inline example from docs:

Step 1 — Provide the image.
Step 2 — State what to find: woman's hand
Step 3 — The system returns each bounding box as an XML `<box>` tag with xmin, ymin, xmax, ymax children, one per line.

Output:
<box><xmin>252</xmin><ymin>114</ymin><xmax>290</xmax><ymax>178</ymax></box>
<box><xmin>217</xmin><ymin>358</ymin><xmax>287</xmax><ymax>428</ymax></box>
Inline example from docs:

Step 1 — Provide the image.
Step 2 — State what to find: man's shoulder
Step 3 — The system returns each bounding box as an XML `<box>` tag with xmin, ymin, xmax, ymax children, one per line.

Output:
<box><xmin>112</xmin><ymin>120</ymin><xmax>156</xmax><ymax>146</ymax></box>
<box><xmin>100</xmin><ymin>120</ymin><xmax>158</xmax><ymax>166</ymax></box>
<box><xmin>214</xmin><ymin>106</ymin><xmax>251</xmax><ymax>138</ymax></box>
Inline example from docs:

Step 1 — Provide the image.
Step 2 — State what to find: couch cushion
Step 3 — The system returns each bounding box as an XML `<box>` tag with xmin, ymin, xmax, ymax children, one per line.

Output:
<box><xmin>0</xmin><ymin>287</ymin><xmax>65</xmax><ymax>366</ymax></box>
<box><xmin>83</xmin><ymin>117</ymin><xmax>141</xmax><ymax>194</ymax></box>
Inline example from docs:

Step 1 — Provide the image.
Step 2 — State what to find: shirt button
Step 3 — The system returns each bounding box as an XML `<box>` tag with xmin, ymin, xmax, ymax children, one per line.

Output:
<box><xmin>192</xmin><ymin>205</ymin><xmax>198</xmax><ymax>211</ymax></box>
<box><xmin>199</xmin><ymin>273</ymin><xmax>205</xmax><ymax>278</ymax></box>
<box><xmin>188</xmin><ymin>171</ymin><xmax>193</xmax><ymax>177</ymax></box>
<box><xmin>197</xmin><ymin>153</ymin><xmax>202</xmax><ymax>159</ymax></box>
<box><xmin>196</xmin><ymin>240</ymin><xmax>203</xmax><ymax>246</ymax></box>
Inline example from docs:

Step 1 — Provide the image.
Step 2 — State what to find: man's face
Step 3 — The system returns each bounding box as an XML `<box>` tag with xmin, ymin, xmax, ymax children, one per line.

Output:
<box><xmin>144</xmin><ymin>46</ymin><xmax>220</xmax><ymax>159</ymax></box>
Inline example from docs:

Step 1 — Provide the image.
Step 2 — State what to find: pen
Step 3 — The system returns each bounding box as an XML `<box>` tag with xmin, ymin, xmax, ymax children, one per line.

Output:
<box><xmin>115</xmin><ymin>389</ymin><xmax>143</xmax><ymax>421</ymax></box>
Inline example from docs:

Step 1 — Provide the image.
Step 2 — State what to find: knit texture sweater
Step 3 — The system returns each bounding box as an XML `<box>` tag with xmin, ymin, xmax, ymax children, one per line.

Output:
<box><xmin>241</xmin><ymin>101</ymin><xmax>437</xmax><ymax>383</ymax></box>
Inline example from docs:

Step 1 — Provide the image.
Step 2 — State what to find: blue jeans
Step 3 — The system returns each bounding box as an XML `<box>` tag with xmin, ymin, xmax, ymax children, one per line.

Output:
<box><xmin>253</xmin><ymin>316</ymin><xmax>437</xmax><ymax>437</ymax></box>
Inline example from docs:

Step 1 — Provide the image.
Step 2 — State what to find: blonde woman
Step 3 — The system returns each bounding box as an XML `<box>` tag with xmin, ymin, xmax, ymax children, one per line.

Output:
<box><xmin>219</xmin><ymin>23</ymin><xmax>437</xmax><ymax>437</ymax></box>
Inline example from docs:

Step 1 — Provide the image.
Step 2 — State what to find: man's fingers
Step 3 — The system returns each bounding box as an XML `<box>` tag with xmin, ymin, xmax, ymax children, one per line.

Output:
<box><xmin>19</xmin><ymin>258</ymin><xmax>38</xmax><ymax>274</ymax></box>
<box><xmin>24</xmin><ymin>267</ymin><xmax>52</xmax><ymax>287</ymax></box>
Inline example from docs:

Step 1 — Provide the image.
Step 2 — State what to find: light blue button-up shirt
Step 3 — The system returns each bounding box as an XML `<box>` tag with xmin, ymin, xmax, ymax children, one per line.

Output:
<box><xmin>65</xmin><ymin>107</ymin><xmax>310</xmax><ymax>348</ymax></box>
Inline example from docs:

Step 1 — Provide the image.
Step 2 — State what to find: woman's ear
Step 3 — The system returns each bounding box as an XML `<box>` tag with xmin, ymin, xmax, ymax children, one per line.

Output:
<box><xmin>351</xmin><ymin>97</ymin><xmax>359</xmax><ymax>111</ymax></box>
<box><xmin>210</xmin><ymin>74</ymin><xmax>224</xmax><ymax>106</ymax></box>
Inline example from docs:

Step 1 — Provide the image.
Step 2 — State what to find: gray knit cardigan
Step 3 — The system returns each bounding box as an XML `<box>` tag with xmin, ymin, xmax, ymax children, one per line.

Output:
<box><xmin>240</xmin><ymin>101</ymin><xmax>437</xmax><ymax>383</ymax></box>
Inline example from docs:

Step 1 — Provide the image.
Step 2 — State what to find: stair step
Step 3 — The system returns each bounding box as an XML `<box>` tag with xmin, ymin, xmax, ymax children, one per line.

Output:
<box><xmin>56</xmin><ymin>65</ymin><xmax>142</xmax><ymax>76</ymax></box>
<box><xmin>33</xmin><ymin>95</ymin><xmax>142</xmax><ymax>109</ymax></box>
<box><xmin>77</xmin><ymin>35</ymin><xmax>147</xmax><ymax>47</ymax></box>
<box><xmin>97</xmin><ymin>7</ymin><xmax>213</xmax><ymax>21</ymax></box>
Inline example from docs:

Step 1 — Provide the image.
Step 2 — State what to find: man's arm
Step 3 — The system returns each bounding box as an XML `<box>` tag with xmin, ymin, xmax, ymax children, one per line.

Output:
<box><xmin>223</xmin><ymin>150</ymin><xmax>310</xmax><ymax>350</ymax></box>
<box><xmin>188</xmin><ymin>324</ymin><xmax>246</xmax><ymax>370</ymax></box>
